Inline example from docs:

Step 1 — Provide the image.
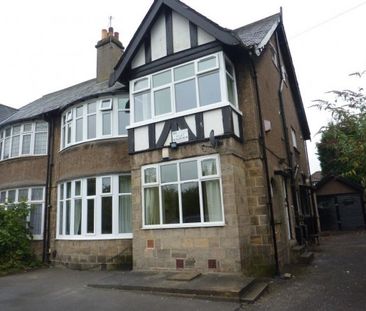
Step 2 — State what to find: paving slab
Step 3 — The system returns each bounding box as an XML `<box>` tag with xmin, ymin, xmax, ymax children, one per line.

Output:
<box><xmin>88</xmin><ymin>271</ymin><xmax>255</xmax><ymax>301</ymax></box>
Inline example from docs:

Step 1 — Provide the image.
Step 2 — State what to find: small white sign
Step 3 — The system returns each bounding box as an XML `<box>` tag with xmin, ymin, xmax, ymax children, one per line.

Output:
<box><xmin>172</xmin><ymin>128</ymin><xmax>189</xmax><ymax>144</ymax></box>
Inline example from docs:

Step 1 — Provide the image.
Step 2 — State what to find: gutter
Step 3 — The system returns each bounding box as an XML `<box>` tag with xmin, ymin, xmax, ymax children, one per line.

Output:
<box><xmin>42</xmin><ymin>113</ymin><xmax>55</xmax><ymax>263</ymax></box>
<box><xmin>249</xmin><ymin>54</ymin><xmax>280</xmax><ymax>276</ymax></box>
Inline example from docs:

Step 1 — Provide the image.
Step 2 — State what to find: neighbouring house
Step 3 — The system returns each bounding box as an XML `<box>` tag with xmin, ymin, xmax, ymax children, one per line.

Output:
<box><xmin>316</xmin><ymin>175</ymin><xmax>366</xmax><ymax>231</ymax></box>
<box><xmin>0</xmin><ymin>0</ymin><xmax>317</xmax><ymax>275</ymax></box>
<box><xmin>0</xmin><ymin>104</ymin><xmax>17</xmax><ymax>123</ymax></box>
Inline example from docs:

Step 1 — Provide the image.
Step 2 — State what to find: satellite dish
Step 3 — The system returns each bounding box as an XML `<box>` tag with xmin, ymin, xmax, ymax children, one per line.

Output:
<box><xmin>209</xmin><ymin>130</ymin><xmax>222</xmax><ymax>148</ymax></box>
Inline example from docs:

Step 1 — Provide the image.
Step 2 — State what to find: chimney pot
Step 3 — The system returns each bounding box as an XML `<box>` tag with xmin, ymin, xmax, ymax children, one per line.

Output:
<box><xmin>114</xmin><ymin>32</ymin><xmax>119</xmax><ymax>40</ymax></box>
<box><xmin>108</xmin><ymin>27</ymin><xmax>113</xmax><ymax>35</ymax></box>
<box><xmin>101</xmin><ymin>29</ymin><xmax>108</xmax><ymax>39</ymax></box>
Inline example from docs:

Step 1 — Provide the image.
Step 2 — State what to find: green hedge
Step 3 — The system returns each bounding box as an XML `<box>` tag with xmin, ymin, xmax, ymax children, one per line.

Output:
<box><xmin>0</xmin><ymin>202</ymin><xmax>39</xmax><ymax>272</ymax></box>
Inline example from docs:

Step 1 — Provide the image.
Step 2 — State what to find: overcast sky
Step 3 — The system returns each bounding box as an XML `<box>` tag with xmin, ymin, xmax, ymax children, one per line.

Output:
<box><xmin>1</xmin><ymin>0</ymin><xmax>365</xmax><ymax>173</ymax></box>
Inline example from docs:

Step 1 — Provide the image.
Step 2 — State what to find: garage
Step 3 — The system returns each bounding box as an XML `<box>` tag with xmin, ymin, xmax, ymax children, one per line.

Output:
<box><xmin>315</xmin><ymin>176</ymin><xmax>366</xmax><ymax>231</ymax></box>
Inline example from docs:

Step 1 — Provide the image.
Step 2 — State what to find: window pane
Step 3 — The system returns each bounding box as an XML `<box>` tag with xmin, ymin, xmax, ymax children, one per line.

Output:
<box><xmin>102</xmin><ymin>111</ymin><xmax>111</xmax><ymax>135</ymax></box>
<box><xmin>0</xmin><ymin>191</ymin><xmax>6</xmax><ymax>203</ymax></box>
<box><xmin>76</xmin><ymin>106</ymin><xmax>83</xmax><ymax>118</ymax></box>
<box><xmin>30</xmin><ymin>203</ymin><xmax>42</xmax><ymax>235</ymax></box>
<box><xmin>182</xmin><ymin>182</ymin><xmax>200</xmax><ymax>223</ymax></box>
<box><xmin>198</xmin><ymin>56</ymin><xmax>217</xmax><ymax>72</ymax></box>
<box><xmin>5</xmin><ymin>128</ymin><xmax>11</xmax><ymax>137</ymax></box>
<box><xmin>60</xmin><ymin>184</ymin><xmax>64</xmax><ymax>200</ymax></box>
<box><xmin>8</xmin><ymin>190</ymin><xmax>16</xmax><ymax>202</ymax></box>
<box><xmin>202</xmin><ymin>180</ymin><xmax>222</xmax><ymax>222</ymax></box>
<box><xmin>175</xmin><ymin>79</ymin><xmax>197</xmax><ymax>112</ymax></box>
<box><xmin>34</xmin><ymin>132</ymin><xmax>48</xmax><ymax>154</ymax></box>
<box><xmin>154</xmin><ymin>87</ymin><xmax>171</xmax><ymax>116</ymax></box>
<box><xmin>180</xmin><ymin>161</ymin><xmax>198</xmax><ymax>181</ymax></box>
<box><xmin>35</xmin><ymin>121</ymin><xmax>48</xmax><ymax>132</ymax></box>
<box><xmin>227</xmin><ymin>74</ymin><xmax>236</xmax><ymax>106</ymax></box>
<box><xmin>31</xmin><ymin>188</ymin><xmax>43</xmax><ymax>201</ymax></box>
<box><xmin>161</xmin><ymin>164</ymin><xmax>177</xmax><ymax>183</ymax></box>
<box><xmin>152</xmin><ymin>70</ymin><xmax>171</xmax><ymax>87</ymax></box>
<box><xmin>118</xmin><ymin>98</ymin><xmax>129</xmax><ymax>110</ymax></box>
<box><xmin>162</xmin><ymin>185</ymin><xmax>179</xmax><ymax>224</ymax></box>
<box><xmin>201</xmin><ymin>159</ymin><xmax>217</xmax><ymax>176</ymax></box>
<box><xmin>66</xmin><ymin>182</ymin><xmax>72</xmax><ymax>198</ymax></box>
<box><xmin>198</xmin><ymin>71</ymin><xmax>221</xmax><ymax>106</ymax></box>
<box><xmin>144</xmin><ymin>187</ymin><xmax>160</xmax><ymax>225</ymax></box>
<box><xmin>101</xmin><ymin>99</ymin><xmax>112</xmax><ymax>110</ymax></box>
<box><xmin>119</xmin><ymin>195</ymin><xmax>132</xmax><ymax>233</ymax></box>
<box><xmin>23</xmin><ymin>123</ymin><xmax>32</xmax><ymax>132</ymax></box>
<box><xmin>13</xmin><ymin>125</ymin><xmax>21</xmax><ymax>135</ymax></box>
<box><xmin>75</xmin><ymin>181</ymin><xmax>81</xmax><ymax>196</ymax></box>
<box><xmin>87</xmin><ymin>199</ymin><xmax>94</xmax><ymax>234</ymax></box>
<box><xmin>174</xmin><ymin>63</ymin><xmax>195</xmax><ymax>81</ymax></box>
<box><xmin>18</xmin><ymin>189</ymin><xmax>29</xmax><ymax>201</ymax></box>
<box><xmin>75</xmin><ymin>118</ymin><xmax>83</xmax><ymax>142</ymax></box>
<box><xmin>67</xmin><ymin>124</ymin><xmax>72</xmax><ymax>144</ymax></box>
<box><xmin>102</xmin><ymin>177</ymin><xmax>111</xmax><ymax>193</ymax></box>
<box><xmin>11</xmin><ymin>135</ymin><xmax>20</xmax><ymax>157</ymax></box>
<box><xmin>59</xmin><ymin>201</ymin><xmax>63</xmax><ymax>235</ymax></box>
<box><xmin>87</xmin><ymin>114</ymin><xmax>96</xmax><ymax>139</ymax></box>
<box><xmin>101</xmin><ymin>197</ymin><xmax>113</xmax><ymax>234</ymax></box>
<box><xmin>225</xmin><ymin>59</ymin><xmax>234</xmax><ymax>76</ymax></box>
<box><xmin>134</xmin><ymin>78</ymin><xmax>149</xmax><ymax>92</ymax></box>
<box><xmin>87</xmin><ymin>178</ymin><xmax>96</xmax><ymax>196</ymax></box>
<box><xmin>118</xmin><ymin>110</ymin><xmax>129</xmax><ymax>135</ymax></box>
<box><xmin>87</xmin><ymin>102</ymin><xmax>96</xmax><ymax>114</ymax></box>
<box><xmin>22</xmin><ymin>134</ymin><xmax>31</xmax><ymax>154</ymax></box>
<box><xmin>65</xmin><ymin>200</ymin><xmax>71</xmax><ymax>235</ymax></box>
<box><xmin>119</xmin><ymin>175</ymin><xmax>131</xmax><ymax>193</ymax></box>
<box><xmin>144</xmin><ymin>168</ymin><xmax>157</xmax><ymax>184</ymax></box>
<box><xmin>3</xmin><ymin>139</ymin><xmax>10</xmax><ymax>159</ymax></box>
<box><xmin>74</xmin><ymin>199</ymin><xmax>82</xmax><ymax>235</ymax></box>
<box><xmin>134</xmin><ymin>92</ymin><xmax>151</xmax><ymax>122</ymax></box>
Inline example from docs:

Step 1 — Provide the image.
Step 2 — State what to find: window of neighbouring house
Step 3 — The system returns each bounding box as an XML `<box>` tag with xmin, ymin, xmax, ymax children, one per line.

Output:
<box><xmin>142</xmin><ymin>155</ymin><xmax>224</xmax><ymax>229</ymax></box>
<box><xmin>61</xmin><ymin>95</ymin><xmax>130</xmax><ymax>150</ymax></box>
<box><xmin>130</xmin><ymin>52</ymin><xmax>238</xmax><ymax>125</ymax></box>
<box><xmin>57</xmin><ymin>174</ymin><xmax>132</xmax><ymax>240</ymax></box>
<box><xmin>0</xmin><ymin>121</ymin><xmax>48</xmax><ymax>161</ymax></box>
<box><xmin>0</xmin><ymin>187</ymin><xmax>45</xmax><ymax>240</ymax></box>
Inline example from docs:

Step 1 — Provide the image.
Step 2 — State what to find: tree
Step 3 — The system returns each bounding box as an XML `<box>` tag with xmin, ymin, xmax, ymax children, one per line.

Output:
<box><xmin>313</xmin><ymin>73</ymin><xmax>366</xmax><ymax>186</ymax></box>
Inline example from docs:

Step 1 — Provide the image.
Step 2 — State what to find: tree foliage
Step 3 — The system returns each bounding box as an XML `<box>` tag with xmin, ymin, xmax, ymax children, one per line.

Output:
<box><xmin>0</xmin><ymin>202</ymin><xmax>39</xmax><ymax>272</ymax></box>
<box><xmin>313</xmin><ymin>73</ymin><xmax>366</xmax><ymax>186</ymax></box>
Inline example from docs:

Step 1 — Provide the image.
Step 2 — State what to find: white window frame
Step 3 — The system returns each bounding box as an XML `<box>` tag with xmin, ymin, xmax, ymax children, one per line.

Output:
<box><xmin>129</xmin><ymin>51</ymin><xmax>241</xmax><ymax>128</ymax></box>
<box><xmin>0</xmin><ymin>121</ymin><xmax>48</xmax><ymax>161</ymax></box>
<box><xmin>60</xmin><ymin>95</ymin><xmax>130</xmax><ymax>150</ymax></box>
<box><xmin>291</xmin><ymin>127</ymin><xmax>298</xmax><ymax>150</ymax></box>
<box><xmin>0</xmin><ymin>187</ymin><xmax>45</xmax><ymax>240</ymax></box>
<box><xmin>57</xmin><ymin>174</ymin><xmax>132</xmax><ymax>240</ymax></box>
<box><xmin>141</xmin><ymin>155</ymin><xmax>225</xmax><ymax>229</ymax></box>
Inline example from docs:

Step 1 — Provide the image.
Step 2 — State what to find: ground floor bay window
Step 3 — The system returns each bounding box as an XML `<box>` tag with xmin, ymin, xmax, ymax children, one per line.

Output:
<box><xmin>142</xmin><ymin>155</ymin><xmax>224</xmax><ymax>229</ymax></box>
<box><xmin>57</xmin><ymin>174</ymin><xmax>132</xmax><ymax>239</ymax></box>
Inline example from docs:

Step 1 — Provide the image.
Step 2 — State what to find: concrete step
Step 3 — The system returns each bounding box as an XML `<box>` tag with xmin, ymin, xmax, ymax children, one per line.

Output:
<box><xmin>291</xmin><ymin>245</ymin><xmax>306</xmax><ymax>253</ymax></box>
<box><xmin>240</xmin><ymin>281</ymin><xmax>269</xmax><ymax>303</ymax></box>
<box><xmin>299</xmin><ymin>251</ymin><xmax>314</xmax><ymax>264</ymax></box>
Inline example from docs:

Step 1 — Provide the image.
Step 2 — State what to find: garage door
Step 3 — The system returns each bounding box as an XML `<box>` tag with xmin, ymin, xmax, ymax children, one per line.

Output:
<box><xmin>338</xmin><ymin>195</ymin><xmax>365</xmax><ymax>230</ymax></box>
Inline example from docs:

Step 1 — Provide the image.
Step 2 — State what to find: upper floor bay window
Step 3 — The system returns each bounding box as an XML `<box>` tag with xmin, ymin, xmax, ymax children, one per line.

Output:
<box><xmin>142</xmin><ymin>155</ymin><xmax>224</xmax><ymax>229</ymax></box>
<box><xmin>0</xmin><ymin>187</ymin><xmax>45</xmax><ymax>240</ymax></box>
<box><xmin>57</xmin><ymin>174</ymin><xmax>132</xmax><ymax>240</ymax></box>
<box><xmin>61</xmin><ymin>96</ymin><xmax>130</xmax><ymax>150</ymax></box>
<box><xmin>0</xmin><ymin>121</ymin><xmax>48</xmax><ymax>161</ymax></box>
<box><xmin>130</xmin><ymin>52</ymin><xmax>238</xmax><ymax>125</ymax></box>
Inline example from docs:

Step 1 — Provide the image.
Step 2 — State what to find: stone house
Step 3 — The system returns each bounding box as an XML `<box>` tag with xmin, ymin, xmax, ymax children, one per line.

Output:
<box><xmin>0</xmin><ymin>0</ymin><xmax>317</xmax><ymax>275</ymax></box>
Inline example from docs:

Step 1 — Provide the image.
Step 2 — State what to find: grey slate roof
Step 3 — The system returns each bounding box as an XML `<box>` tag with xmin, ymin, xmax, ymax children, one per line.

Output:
<box><xmin>233</xmin><ymin>13</ymin><xmax>281</xmax><ymax>48</ymax></box>
<box><xmin>0</xmin><ymin>79</ymin><xmax>125</xmax><ymax>126</ymax></box>
<box><xmin>0</xmin><ymin>104</ymin><xmax>17</xmax><ymax>123</ymax></box>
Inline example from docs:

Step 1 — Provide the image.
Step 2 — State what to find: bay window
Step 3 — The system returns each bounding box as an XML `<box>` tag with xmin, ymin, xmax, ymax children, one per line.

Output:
<box><xmin>142</xmin><ymin>155</ymin><xmax>224</xmax><ymax>228</ymax></box>
<box><xmin>0</xmin><ymin>187</ymin><xmax>45</xmax><ymax>240</ymax></box>
<box><xmin>131</xmin><ymin>52</ymin><xmax>237</xmax><ymax>125</ymax></box>
<box><xmin>0</xmin><ymin>121</ymin><xmax>48</xmax><ymax>161</ymax></box>
<box><xmin>61</xmin><ymin>95</ymin><xmax>130</xmax><ymax>149</ymax></box>
<box><xmin>57</xmin><ymin>174</ymin><xmax>132</xmax><ymax>239</ymax></box>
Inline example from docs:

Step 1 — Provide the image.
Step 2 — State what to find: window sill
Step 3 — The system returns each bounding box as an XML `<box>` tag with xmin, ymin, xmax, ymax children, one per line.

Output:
<box><xmin>60</xmin><ymin>136</ymin><xmax>128</xmax><ymax>153</ymax></box>
<box><xmin>128</xmin><ymin>102</ymin><xmax>242</xmax><ymax>130</ymax></box>
<box><xmin>0</xmin><ymin>154</ymin><xmax>47</xmax><ymax>163</ymax></box>
<box><xmin>142</xmin><ymin>222</ymin><xmax>225</xmax><ymax>230</ymax></box>
<box><xmin>56</xmin><ymin>233</ymin><xmax>133</xmax><ymax>241</ymax></box>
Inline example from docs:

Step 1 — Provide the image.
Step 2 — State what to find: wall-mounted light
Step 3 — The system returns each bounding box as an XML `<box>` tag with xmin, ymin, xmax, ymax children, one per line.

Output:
<box><xmin>170</xmin><ymin>141</ymin><xmax>178</xmax><ymax>149</ymax></box>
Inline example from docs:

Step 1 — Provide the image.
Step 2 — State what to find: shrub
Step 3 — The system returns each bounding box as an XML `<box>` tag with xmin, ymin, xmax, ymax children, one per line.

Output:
<box><xmin>0</xmin><ymin>202</ymin><xmax>39</xmax><ymax>272</ymax></box>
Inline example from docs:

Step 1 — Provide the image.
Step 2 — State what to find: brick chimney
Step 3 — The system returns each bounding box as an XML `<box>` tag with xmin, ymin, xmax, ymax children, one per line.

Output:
<box><xmin>95</xmin><ymin>27</ymin><xmax>124</xmax><ymax>83</ymax></box>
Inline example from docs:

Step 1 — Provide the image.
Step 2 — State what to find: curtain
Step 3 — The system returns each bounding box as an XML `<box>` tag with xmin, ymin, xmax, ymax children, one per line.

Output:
<box><xmin>144</xmin><ymin>187</ymin><xmax>159</xmax><ymax>225</ymax></box>
<box><xmin>202</xmin><ymin>180</ymin><xmax>222</xmax><ymax>222</ymax></box>
<box><xmin>74</xmin><ymin>199</ymin><xmax>82</xmax><ymax>235</ymax></box>
<box><xmin>30</xmin><ymin>203</ymin><xmax>42</xmax><ymax>235</ymax></box>
<box><xmin>119</xmin><ymin>195</ymin><xmax>132</xmax><ymax>233</ymax></box>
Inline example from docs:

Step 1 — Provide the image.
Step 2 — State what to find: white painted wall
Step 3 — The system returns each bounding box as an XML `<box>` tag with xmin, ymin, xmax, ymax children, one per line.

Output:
<box><xmin>131</xmin><ymin>44</ymin><xmax>146</xmax><ymax>69</ymax></box>
<box><xmin>197</xmin><ymin>27</ymin><xmax>215</xmax><ymax>45</ymax></box>
<box><xmin>203</xmin><ymin>109</ymin><xmax>224</xmax><ymax>137</ymax></box>
<box><xmin>151</xmin><ymin>14</ymin><xmax>167</xmax><ymax>61</ymax></box>
<box><xmin>134</xmin><ymin>126</ymin><xmax>149</xmax><ymax>151</ymax></box>
<box><xmin>172</xmin><ymin>11</ymin><xmax>190</xmax><ymax>53</ymax></box>
<box><xmin>184</xmin><ymin>115</ymin><xmax>196</xmax><ymax>136</ymax></box>
<box><xmin>232</xmin><ymin>111</ymin><xmax>240</xmax><ymax>138</ymax></box>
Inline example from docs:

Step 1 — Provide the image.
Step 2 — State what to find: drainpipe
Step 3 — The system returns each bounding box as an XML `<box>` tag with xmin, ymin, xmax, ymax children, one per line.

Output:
<box><xmin>42</xmin><ymin>114</ymin><xmax>54</xmax><ymax>263</ymax></box>
<box><xmin>274</xmin><ymin>32</ymin><xmax>302</xmax><ymax>240</ymax></box>
<box><xmin>249</xmin><ymin>55</ymin><xmax>280</xmax><ymax>276</ymax></box>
